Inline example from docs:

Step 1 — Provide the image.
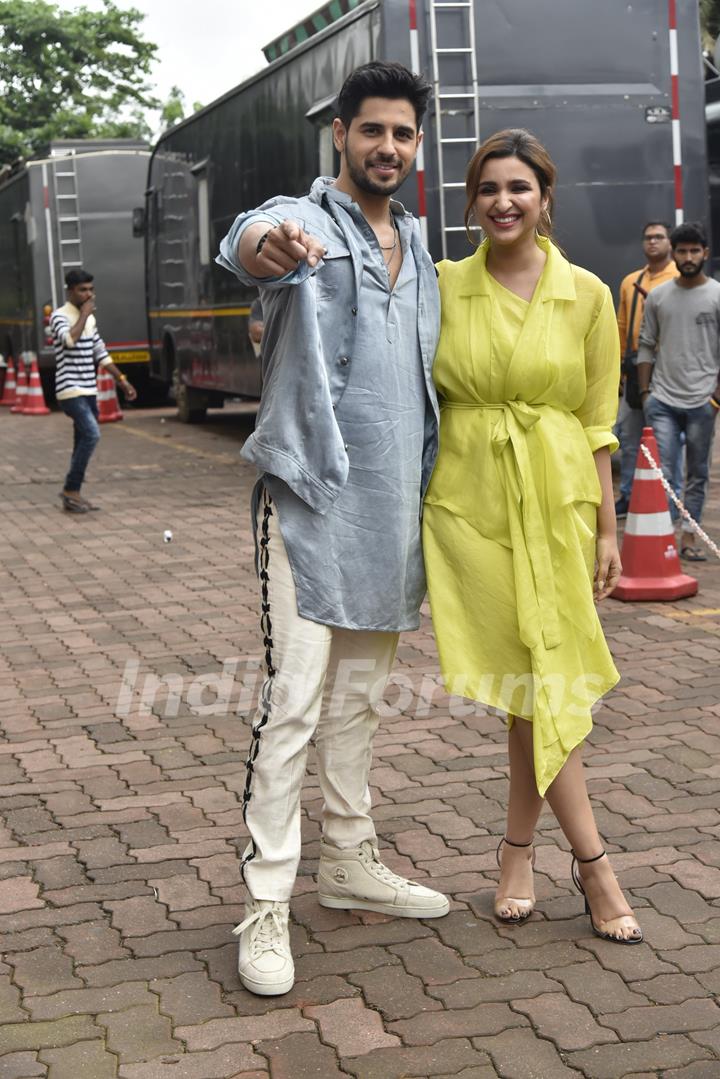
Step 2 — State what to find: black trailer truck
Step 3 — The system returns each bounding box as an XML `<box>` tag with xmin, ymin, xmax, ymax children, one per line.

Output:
<box><xmin>141</xmin><ymin>0</ymin><xmax>708</xmax><ymax>421</ymax></box>
<box><xmin>0</xmin><ymin>139</ymin><xmax>152</xmax><ymax>401</ymax></box>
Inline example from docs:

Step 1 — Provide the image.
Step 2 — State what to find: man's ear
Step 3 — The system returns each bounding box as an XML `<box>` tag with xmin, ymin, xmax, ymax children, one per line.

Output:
<box><xmin>332</xmin><ymin>117</ymin><xmax>346</xmax><ymax>154</ymax></box>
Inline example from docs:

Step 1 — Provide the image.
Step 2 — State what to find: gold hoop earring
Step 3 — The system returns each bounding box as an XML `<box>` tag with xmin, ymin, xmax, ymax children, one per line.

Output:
<box><xmin>465</xmin><ymin>208</ymin><xmax>485</xmax><ymax>246</ymax></box>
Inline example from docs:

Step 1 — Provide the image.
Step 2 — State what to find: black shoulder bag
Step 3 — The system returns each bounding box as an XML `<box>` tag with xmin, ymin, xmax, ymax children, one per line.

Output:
<box><xmin>622</xmin><ymin>270</ymin><xmax>647</xmax><ymax>410</ymax></box>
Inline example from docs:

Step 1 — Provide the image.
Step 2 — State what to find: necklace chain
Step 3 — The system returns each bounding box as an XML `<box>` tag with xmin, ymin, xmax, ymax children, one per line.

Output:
<box><xmin>380</xmin><ymin>215</ymin><xmax>398</xmax><ymax>273</ymax></box>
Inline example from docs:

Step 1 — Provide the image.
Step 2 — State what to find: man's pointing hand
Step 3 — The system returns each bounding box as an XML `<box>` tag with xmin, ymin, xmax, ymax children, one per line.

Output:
<box><xmin>245</xmin><ymin>217</ymin><xmax>330</xmax><ymax>276</ymax></box>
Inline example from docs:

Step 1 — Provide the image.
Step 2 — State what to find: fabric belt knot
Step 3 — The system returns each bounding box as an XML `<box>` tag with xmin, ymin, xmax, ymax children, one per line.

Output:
<box><xmin>445</xmin><ymin>398</ymin><xmax>560</xmax><ymax>652</ymax></box>
<box><xmin>487</xmin><ymin>399</ymin><xmax>541</xmax><ymax>455</ymax></box>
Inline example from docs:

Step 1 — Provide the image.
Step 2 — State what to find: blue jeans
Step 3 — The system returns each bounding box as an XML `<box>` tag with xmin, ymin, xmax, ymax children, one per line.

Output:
<box><xmin>60</xmin><ymin>395</ymin><xmax>100</xmax><ymax>492</ymax></box>
<box><xmin>616</xmin><ymin>393</ymin><xmax>684</xmax><ymax>500</ymax></box>
<box><xmin>615</xmin><ymin>395</ymin><xmax>645</xmax><ymax>499</ymax></box>
<box><xmin>645</xmin><ymin>395</ymin><xmax>716</xmax><ymax>524</ymax></box>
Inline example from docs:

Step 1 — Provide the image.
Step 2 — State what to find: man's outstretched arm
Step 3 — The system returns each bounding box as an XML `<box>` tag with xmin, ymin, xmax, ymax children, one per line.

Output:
<box><xmin>238</xmin><ymin>220</ymin><xmax>327</xmax><ymax>278</ymax></box>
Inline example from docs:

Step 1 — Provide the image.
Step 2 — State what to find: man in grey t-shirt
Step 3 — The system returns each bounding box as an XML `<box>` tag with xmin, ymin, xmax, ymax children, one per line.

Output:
<box><xmin>637</xmin><ymin>221</ymin><xmax>720</xmax><ymax>560</ymax></box>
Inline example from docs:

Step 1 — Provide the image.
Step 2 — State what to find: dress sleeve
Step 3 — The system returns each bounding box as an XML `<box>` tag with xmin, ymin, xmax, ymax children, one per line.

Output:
<box><xmin>573</xmin><ymin>285</ymin><xmax>620</xmax><ymax>454</ymax></box>
<box><xmin>616</xmin><ymin>277</ymin><xmax>629</xmax><ymax>355</ymax></box>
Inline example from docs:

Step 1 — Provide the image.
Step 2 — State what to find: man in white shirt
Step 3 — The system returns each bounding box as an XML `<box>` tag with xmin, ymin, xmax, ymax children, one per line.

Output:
<box><xmin>50</xmin><ymin>269</ymin><xmax>137</xmax><ymax>512</ymax></box>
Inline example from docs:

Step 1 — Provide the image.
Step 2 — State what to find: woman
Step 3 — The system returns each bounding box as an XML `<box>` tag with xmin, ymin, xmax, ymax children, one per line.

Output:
<box><xmin>423</xmin><ymin>129</ymin><xmax>642</xmax><ymax>943</ymax></box>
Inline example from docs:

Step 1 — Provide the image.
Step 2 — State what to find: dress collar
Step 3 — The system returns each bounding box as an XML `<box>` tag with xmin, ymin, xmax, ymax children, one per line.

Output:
<box><xmin>456</xmin><ymin>234</ymin><xmax>576</xmax><ymax>301</ymax></box>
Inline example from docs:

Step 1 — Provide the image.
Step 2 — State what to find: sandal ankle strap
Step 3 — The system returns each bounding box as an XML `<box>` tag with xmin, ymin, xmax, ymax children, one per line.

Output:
<box><xmin>572</xmin><ymin>848</ymin><xmax>606</xmax><ymax>864</ymax></box>
<box><xmin>503</xmin><ymin>837</ymin><xmax>533</xmax><ymax>848</ymax></box>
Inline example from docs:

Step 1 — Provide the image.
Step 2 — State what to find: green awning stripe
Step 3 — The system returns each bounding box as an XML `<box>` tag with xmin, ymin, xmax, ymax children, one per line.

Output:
<box><xmin>263</xmin><ymin>0</ymin><xmax>359</xmax><ymax>63</ymax></box>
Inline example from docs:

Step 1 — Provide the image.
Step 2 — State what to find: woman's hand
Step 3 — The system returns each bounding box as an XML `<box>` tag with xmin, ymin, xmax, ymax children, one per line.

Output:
<box><xmin>594</xmin><ymin>534</ymin><xmax>622</xmax><ymax>602</ymax></box>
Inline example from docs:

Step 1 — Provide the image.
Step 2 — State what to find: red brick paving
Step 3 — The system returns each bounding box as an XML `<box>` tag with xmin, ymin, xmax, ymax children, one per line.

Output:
<box><xmin>1</xmin><ymin>403</ymin><xmax>719</xmax><ymax>1077</ymax></box>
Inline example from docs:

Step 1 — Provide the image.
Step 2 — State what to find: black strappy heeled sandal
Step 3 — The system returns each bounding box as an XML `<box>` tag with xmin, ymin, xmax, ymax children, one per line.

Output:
<box><xmin>494</xmin><ymin>837</ymin><xmax>535</xmax><ymax>923</ymax></box>
<box><xmin>571</xmin><ymin>849</ymin><xmax>643</xmax><ymax>944</ymax></box>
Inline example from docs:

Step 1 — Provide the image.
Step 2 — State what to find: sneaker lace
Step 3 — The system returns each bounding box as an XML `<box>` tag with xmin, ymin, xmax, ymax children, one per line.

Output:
<box><xmin>232</xmin><ymin>904</ymin><xmax>287</xmax><ymax>958</ymax></box>
<box><xmin>359</xmin><ymin>841</ymin><xmax>411</xmax><ymax>888</ymax></box>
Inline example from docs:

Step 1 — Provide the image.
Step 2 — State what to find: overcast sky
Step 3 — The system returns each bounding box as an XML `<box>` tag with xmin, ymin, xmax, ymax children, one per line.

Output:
<box><xmin>59</xmin><ymin>1</ymin><xmax>322</xmax><ymax>118</ymax></box>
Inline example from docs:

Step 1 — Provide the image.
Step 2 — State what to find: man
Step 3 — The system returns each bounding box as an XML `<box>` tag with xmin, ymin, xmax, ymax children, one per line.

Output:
<box><xmin>217</xmin><ymin>62</ymin><xmax>447</xmax><ymax>997</ymax></box>
<box><xmin>247</xmin><ymin>295</ymin><xmax>263</xmax><ymax>358</ymax></box>
<box><xmin>614</xmin><ymin>221</ymin><xmax>678</xmax><ymax>517</ymax></box>
<box><xmin>50</xmin><ymin>269</ymin><xmax>136</xmax><ymax>512</ymax></box>
<box><xmin>637</xmin><ymin>221</ymin><xmax>720</xmax><ymax>560</ymax></box>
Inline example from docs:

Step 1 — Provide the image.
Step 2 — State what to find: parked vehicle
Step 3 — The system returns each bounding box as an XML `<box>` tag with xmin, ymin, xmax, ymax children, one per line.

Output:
<box><xmin>0</xmin><ymin>138</ymin><xmax>152</xmax><ymax>400</ymax></box>
<box><xmin>141</xmin><ymin>0</ymin><xmax>708</xmax><ymax>421</ymax></box>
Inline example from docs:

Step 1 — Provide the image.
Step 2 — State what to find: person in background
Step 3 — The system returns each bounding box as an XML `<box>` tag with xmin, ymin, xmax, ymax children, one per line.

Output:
<box><xmin>637</xmin><ymin>221</ymin><xmax>720</xmax><ymax>561</ymax></box>
<box><xmin>248</xmin><ymin>295</ymin><xmax>263</xmax><ymax>359</ymax></box>
<box><xmin>50</xmin><ymin>269</ymin><xmax>136</xmax><ymax>513</ymax></box>
<box><xmin>614</xmin><ymin>222</ymin><xmax>678</xmax><ymax>517</ymax></box>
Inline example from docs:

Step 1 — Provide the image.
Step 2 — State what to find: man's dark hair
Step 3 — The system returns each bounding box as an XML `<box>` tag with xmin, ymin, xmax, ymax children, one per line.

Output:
<box><xmin>64</xmin><ymin>268</ymin><xmax>93</xmax><ymax>289</ymax></box>
<box><xmin>670</xmin><ymin>221</ymin><xmax>708</xmax><ymax>248</ymax></box>
<box><xmin>65</xmin><ymin>268</ymin><xmax>93</xmax><ymax>288</ymax></box>
<box><xmin>337</xmin><ymin>62</ymin><xmax>432</xmax><ymax>130</ymax></box>
<box><xmin>642</xmin><ymin>221</ymin><xmax>672</xmax><ymax>237</ymax></box>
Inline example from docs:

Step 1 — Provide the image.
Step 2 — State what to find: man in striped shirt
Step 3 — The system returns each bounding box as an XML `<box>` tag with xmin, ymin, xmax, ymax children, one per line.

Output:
<box><xmin>51</xmin><ymin>268</ymin><xmax>137</xmax><ymax>512</ymax></box>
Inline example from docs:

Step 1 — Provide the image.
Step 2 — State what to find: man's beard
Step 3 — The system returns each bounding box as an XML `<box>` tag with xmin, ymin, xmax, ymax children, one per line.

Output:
<box><xmin>345</xmin><ymin>149</ymin><xmax>409</xmax><ymax>197</ymax></box>
<box><xmin>677</xmin><ymin>261</ymin><xmax>704</xmax><ymax>278</ymax></box>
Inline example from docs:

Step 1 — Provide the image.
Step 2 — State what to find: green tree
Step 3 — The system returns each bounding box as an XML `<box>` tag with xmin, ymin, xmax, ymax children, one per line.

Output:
<box><xmin>161</xmin><ymin>85</ymin><xmax>185</xmax><ymax>128</ymax></box>
<box><xmin>701</xmin><ymin>0</ymin><xmax>720</xmax><ymax>46</ymax></box>
<box><xmin>0</xmin><ymin>0</ymin><xmax>159</xmax><ymax>165</ymax></box>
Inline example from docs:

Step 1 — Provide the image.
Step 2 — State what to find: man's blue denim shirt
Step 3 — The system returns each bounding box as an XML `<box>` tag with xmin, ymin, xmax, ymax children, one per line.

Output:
<box><xmin>216</xmin><ymin>177</ymin><xmax>440</xmax><ymax>516</ymax></box>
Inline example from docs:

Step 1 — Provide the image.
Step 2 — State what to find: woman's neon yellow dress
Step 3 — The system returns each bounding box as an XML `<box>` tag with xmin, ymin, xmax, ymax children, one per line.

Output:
<box><xmin>423</xmin><ymin>236</ymin><xmax>620</xmax><ymax>795</ymax></box>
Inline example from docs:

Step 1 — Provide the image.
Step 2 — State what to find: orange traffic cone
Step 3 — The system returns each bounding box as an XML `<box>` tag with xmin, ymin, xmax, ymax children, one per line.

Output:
<box><xmin>0</xmin><ymin>357</ymin><xmax>16</xmax><ymax>407</ymax></box>
<box><xmin>97</xmin><ymin>367</ymin><xmax>123</xmax><ymax>423</ymax></box>
<box><xmin>21</xmin><ymin>354</ymin><xmax>50</xmax><ymax>415</ymax></box>
<box><xmin>612</xmin><ymin>427</ymin><xmax>697</xmax><ymax>601</ymax></box>
<box><xmin>10</xmin><ymin>357</ymin><xmax>27</xmax><ymax>413</ymax></box>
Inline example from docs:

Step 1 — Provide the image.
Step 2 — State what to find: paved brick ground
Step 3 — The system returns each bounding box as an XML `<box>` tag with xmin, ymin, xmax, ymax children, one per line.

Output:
<box><xmin>1</xmin><ymin>402</ymin><xmax>719</xmax><ymax>1078</ymax></box>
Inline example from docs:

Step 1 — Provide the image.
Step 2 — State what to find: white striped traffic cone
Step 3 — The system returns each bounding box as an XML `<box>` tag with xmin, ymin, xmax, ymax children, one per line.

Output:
<box><xmin>0</xmin><ymin>356</ymin><xmax>16</xmax><ymax>407</ymax></box>
<box><xmin>97</xmin><ymin>367</ymin><xmax>123</xmax><ymax>423</ymax></box>
<box><xmin>21</xmin><ymin>354</ymin><xmax>50</xmax><ymax>415</ymax></box>
<box><xmin>612</xmin><ymin>427</ymin><xmax>697</xmax><ymax>601</ymax></box>
<box><xmin>10</xmin><ymin>358</ymin><xmax>27</xmax><ymax>413</ymax></box>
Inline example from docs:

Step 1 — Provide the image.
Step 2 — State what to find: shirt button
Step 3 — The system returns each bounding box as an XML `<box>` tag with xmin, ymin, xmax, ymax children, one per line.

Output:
<box><xmin>351</xmin><ymin>306</ymin><xmax>358</xmax><ymax>316</ymax></box>
<box><xmin>339</xmin><ymin>356</ymin><xmax>349</xmax><ymax>366</ymax></box>
<box><xmin>344</xmin><ymin>442</ymin><xmax>349</xmax><ymax>451</ymax></box>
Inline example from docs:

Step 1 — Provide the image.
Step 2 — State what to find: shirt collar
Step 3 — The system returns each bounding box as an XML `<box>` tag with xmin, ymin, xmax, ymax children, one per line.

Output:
<box><xmin>645</xmin><ymin>261</ymin><xmax>677</xmax><ymax>279</ymax></box>
<box><xmin>309</xmin><ymin>175</ymin><xmax>409</xmax><ymax>218</ymax></box>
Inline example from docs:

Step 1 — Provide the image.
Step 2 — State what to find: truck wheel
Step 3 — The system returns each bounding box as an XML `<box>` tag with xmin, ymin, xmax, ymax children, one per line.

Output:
<box><xmin>174</xmin><ymin>375</ymin><xmax>207</xmax><ymax>423</ymax></box>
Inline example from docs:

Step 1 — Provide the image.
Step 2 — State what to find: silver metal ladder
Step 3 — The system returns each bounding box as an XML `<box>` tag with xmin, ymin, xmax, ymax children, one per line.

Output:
<box><xmin>51</xmin><ymin>149</ymin><xmax>83</xmax><ymax>275</ymax></box>
<box><xmin>428</xmin><ymin>0</ymin><xmax>480</xmax><ymax>259</ymax></box>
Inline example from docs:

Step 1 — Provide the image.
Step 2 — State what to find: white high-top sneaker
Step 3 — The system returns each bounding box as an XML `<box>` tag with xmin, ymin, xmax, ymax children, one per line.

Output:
<box><xmin>318</xmin><ymin>839</ymin><xmax>450</xmax><ymax>918</ymax></box>
<box><xmin>233</xmin><ymin>899</ymin><xmax>294</xmax><ymax>996</ymax></box>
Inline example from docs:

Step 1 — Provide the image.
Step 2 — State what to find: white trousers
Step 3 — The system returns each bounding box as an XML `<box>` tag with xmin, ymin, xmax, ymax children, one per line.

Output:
<box><xmin>242</xmin><ymin>492</ymin><xmax>399</xmax><ymax>901</ymax></box>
